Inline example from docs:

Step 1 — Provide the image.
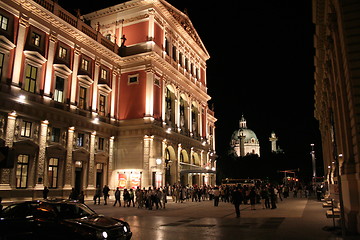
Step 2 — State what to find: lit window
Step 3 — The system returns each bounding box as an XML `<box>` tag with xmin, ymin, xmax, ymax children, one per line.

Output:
<box><xmin>99</xmin><ymin>94</ymin><xmax>106</xmax><ymax>116</ymax></box>
<box><xmin>54</xmin><ymin>76</ymin><xmax>64</xmax><ymax>102</ymax></box>
<box><xmin>78</xmin><ymin>86</ymin><xmax>87</xmax><ymax>110</ymax></box>
<box><xmin>48</xmin><ymin>158</ymin><xmax>59</xmax><ymax>188</ymax></box>
<box><xmin>81</xmin><ymin>58</ymin><xmax>89</xmax><ymax>71</ymax></box>
<box><xmin>24</xmin><ymin>64</ymin><xmax>37</xmax><ymax>93</ymax></box>
<box><xmin>31</xmin><ymin>32</ymin><xmax>41</xmax><ymax>47</ymax></box>
<box><xmin>16</xmin><ymin>155</ymin><xmax>29</xmax><ymax>188</ymax></box>
<box><xmin>21</xmin><ymin>121</ymin><xmax>32</xmax><ymax>138</ymax></box>
<box><xmin>51</xmin><ymin>127</ymin><xmax>61</xmax><ymax>142</ymax></box>
<box><xmin>58</xmin><ymin>46</ymin><xmax>67</xmax><ymax>59</ymax></box>
<box><xmin>100</xmin><ymin>69</ymin><xmax>107</xmax><ymax>80</ymax></box>
<box><xmin>105</xmin><ymin>34</ymin><xmax>111</xmax><ymax>40</ymax></box>
<box><xmin>0</xmin><ymin>14</ymin><xmax>8</xmax><ymax>31</ymax></box>
<box><xmin>77</xmin><ymin>133</ymin><xmax>84</xmax><ymax>147</ymax></box>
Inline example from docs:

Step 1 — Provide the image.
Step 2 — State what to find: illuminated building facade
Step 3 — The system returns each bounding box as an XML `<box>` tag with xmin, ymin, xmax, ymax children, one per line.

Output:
<box><xmin>313</xmin><ymin>0</ymin><xmax>360</xmax><ymax>234</ymax></box>
<box><xmin>0</xmin><ymin>0</ymin><xmax>216</xmax><ymax>200</ymax></box>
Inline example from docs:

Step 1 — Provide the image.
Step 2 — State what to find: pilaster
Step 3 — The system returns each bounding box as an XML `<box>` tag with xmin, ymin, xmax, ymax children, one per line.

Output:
<box><xmin>70</xmin><ymin>45</ymin><xmax>81</xmax><ymax>105</ymax></box>
<box><xmin>64</xmin><ymin>126</ymin><xmax>75</xmax><ymax>189</ymax></box>
<box><xmin>91</xmin><ymin>59</ymin><xmax>101</xmax><ymax>112</ymax></box>
<box><xmin>87</xmin><ymin>131</ymin><xmax>96</xmax><ymax>190</ymax></box>
<box><xmin>44</xmin><ymin>32</ymin><xmax>57</xmax><ymax>96</ymax></box>
<box><xmin>34</xmin><ymin>120</ymin><xmax>49</xmax><ymax>189</ymax></box>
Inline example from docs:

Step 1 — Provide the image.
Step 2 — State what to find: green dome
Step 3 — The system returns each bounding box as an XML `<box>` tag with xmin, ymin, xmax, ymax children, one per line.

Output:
<box><xmin>231</xmin><ymin>128</ymin><xmax>259</xmax><ymax>143</ymax></box>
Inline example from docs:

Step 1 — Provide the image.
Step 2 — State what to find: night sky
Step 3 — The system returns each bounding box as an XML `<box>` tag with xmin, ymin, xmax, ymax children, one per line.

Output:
<box><xmin>59</xmin><ymin>0</ymin><xmax>323</xmax><ymax>178</ymax></box>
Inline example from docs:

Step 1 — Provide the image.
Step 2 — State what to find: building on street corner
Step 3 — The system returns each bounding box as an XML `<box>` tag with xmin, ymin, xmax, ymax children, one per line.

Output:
<box><xmin>313</xmin><ymin>0</ymin><xmax>360</xmax><ymax>234</ymax></box>
<box><xmin>0</xmin><ymin>0</ymin><xmax>216</xmax><ymax>201</ymax></box>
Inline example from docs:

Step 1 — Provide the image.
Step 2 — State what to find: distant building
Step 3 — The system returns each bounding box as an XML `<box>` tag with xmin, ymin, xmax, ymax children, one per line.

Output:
<box><xmin>230</xmin><ymin>115</ymin><xmax>260</xmax><ymax>157</ymax></box>
<box><xmin>269</xmin><ymin>131</ymin><xmax>283</xmax><ymax>154</ymax></box>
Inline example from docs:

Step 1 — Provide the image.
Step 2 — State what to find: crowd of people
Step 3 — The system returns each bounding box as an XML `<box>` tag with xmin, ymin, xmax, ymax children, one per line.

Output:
<box><xmin>63</xmin><ymin>182</ymin><xmax>319</xmax><ymax>214</ymax></box>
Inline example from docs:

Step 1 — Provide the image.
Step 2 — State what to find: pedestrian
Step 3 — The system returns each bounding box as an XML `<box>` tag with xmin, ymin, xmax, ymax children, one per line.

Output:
<box><xmin>249</xmin><ymin>187</ymin><xmax>256</xmax><ymax>210</ymax></box>
<box><xmin>269</xmin><ymin>185</ymin><xmax>277</xmax><ymax>209</ymax></box>
<box><xmin>123</xmin><ymin>189</ymin><xmax>130</xmax><ymax>207</ymax></box>
<box><xmin>113</xmin><ymin>187</ymin><xmax>121</xmax><ymax>207</ymax></box>
<box><xmin>43</xmin><ymin>186</ymin><xmax>49</xmax><ymax>199</ymax></box>
<box><xmin>129</xmin><ymin>189</ymin><xmax>135</xmax><ymax>207</ymax></box>
<box><xmin>213</xmin><ymin>186</ymin><xmax>220</xmax><ymax>207</ymax></box>
<box><xmin>78</xmin><ymin>191</ymin><xmax>85</xmax><ymax>204</ymax></box>
<box><xmin>94</xmin><ymin>185</ymin><xmax>101</xmax><ymax>205</ymax></box>
<box><xmin>103</xmin><ymin>185</ymin><xmax>110</xmax><ymax>205</ymax></box>
<box><xmin>260</xmin><ymin>187</ymin><xmax>270</xmax><ymax>209</ymax></box>
<box><xmin>232</xmin><ymin>187</ymin><xmax>243</xmax><ymax>218</ymax></box>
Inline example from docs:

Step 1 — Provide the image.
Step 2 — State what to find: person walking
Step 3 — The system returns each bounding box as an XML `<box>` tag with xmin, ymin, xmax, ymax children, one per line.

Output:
<box><xmin>78</xmin><ymin>191</ymin><xmax>85</xmax><ymax>204</ymax></box>
<box><xmin>232</xmin><ymin>187</ymin><xmax>243</xmax><ymax>218</ymax></box>
<box><xmin>69</xmin><ymin>188</ymin><xmax>78</xmax><ymax>201</ymax></box>
<box><xmin>94</xmin><ymin>185</ymin><xmax>102</xmax><ymax>205</ymax></box>
<box><xmin>113</xmin><ymin>187</ymin><xmax>121</xmax><ymax>207</ymax></box>
<box><xmin>269</xmin><ymin>185</ymin><xmax>277</xmax><ymax>209</ymax></box>
<box><xmin>260</xmin><ymin>187</ymin><xmax>270</xmax><ymax>209</ymax></box>
<box><xmin>129</xmin><ymin>189</ymin><xmax>135</xmax><ymax>207</ymax></box>
<box><xmin>103</xmin><ymin>185</ymin><xmax>110</xmax><ymax>205</ymax></box>
<box><xmin>249</xmin><ymin>187</ymin><xmax>257</xmax><ymax>210</ymax></box>
<box><xmin>123</xmin><ymin>189</ymin><xmax>130</xmax><ymax>207</ymax></box>
<box><xmin>213</xmin><ymin>186</ymin><xmax>220</xmax><ymax>207</ymax></box>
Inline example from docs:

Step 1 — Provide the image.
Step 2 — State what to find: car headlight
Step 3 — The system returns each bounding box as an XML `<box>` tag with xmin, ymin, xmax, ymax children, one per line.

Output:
<box><xmin>123</xmin><ymin>225</ymin><xmax>128</xmax><ymax>233</ymax></box>
<box><xmin>96</xmin><ymin>231</ymin><xmax>108</xmax><ymax>239</ymax></box>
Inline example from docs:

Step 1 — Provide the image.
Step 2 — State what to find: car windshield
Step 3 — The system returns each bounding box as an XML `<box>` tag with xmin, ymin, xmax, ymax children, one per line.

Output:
<box><xmin>55</xmin><ymin>203</ymin><xmax>96</xmax><ymax>219</ymax></box>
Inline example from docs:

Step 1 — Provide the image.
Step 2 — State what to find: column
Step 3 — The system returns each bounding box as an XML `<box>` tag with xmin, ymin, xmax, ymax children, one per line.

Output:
<box><xmin>143</xmin><ymin>135</ymin><xmax>153</xmax><ymax>187</ymax></box>
<box><xmin>70</xmin><ymin>45</ymin><xmax>81</xmax><ymax>105</ymax></box>
<box><xmin>161</xmin><ymin>81</ymin><xmax>166</xmax><ymax>123</ymax></box>
<box><xmin>87</xmin><ymin>131</ymin><xmax>96</xmax><ymax>190</ymax></box>
<box><xmin>110</xmin><ymin>68</ymin><xmax>119</xmax><ymax>119</ymax></box>
<box><xmin>148</xmin><ymin>9</ymin><xmax>155</xmax><ymax>41</ymax></box>
<box><xmin>188</xmin><ymin>97</ymin><xmax>192</xmax><ymax>134</ymax></box>
<box><xmin>44</xmin><ymin>32</ymin><xmax>57</xmax><ymax>96</ymax></box>
<box><xmin>12</xmin><ymin>14</ymin><xmax>28</xmax><ymax>86</ymax></box>
<box><xmin>145</xmin><ymin>69</ymin><xmax>154</xmax><ymax>117</ymax></box>
<box><xmin>0</xmin><ymin>111</ymin><xmax>17</xmax><ymax>189</ymax></box>
<box><xmin>64</xmin><ymin>126</ymin><xmax>75</xmax><ymax>189</ymax></box>
<box><xmin>35</xmin><ymin>120</ymin><xmax>49</xmax><ymax>189</ymax></box>
<box><xmin>91</xmin><ymin>59</ymin><xmax>100</xmax><ymax>112</ymax></box>
<box><xmin>108</xmin><ymin>136</ymin><xmax>114</xmax><ymax>188</ymax></box>
<box><xmin>174</xmin><ymin>90</ymin><xmax>179</xmax><ymax>129</ymax></box>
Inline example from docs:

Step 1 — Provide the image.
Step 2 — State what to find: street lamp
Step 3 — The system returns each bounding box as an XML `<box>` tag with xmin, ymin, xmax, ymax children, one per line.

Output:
<box><xmin>310</xmin><ymin>144</ymin><xmax>316</xmax><ymax>178</ymax></box>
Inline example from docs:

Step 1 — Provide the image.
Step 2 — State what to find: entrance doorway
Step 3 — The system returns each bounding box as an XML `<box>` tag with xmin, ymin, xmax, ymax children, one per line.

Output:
<box><xmin>75</xmin><ymin>161</ymin><xmax>83</xmax><ymax>194</ymax></box>
<box><xmin>96</xmin><ymin>163</ymin><xmax>103</xmax><ymax>188</ymax></box>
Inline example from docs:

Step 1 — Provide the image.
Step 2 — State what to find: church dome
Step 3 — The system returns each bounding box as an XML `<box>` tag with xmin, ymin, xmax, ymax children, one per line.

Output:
<box><xmin>231</xmin><ymin>128</ymin><xmax>259</xmax><ymax>143</ymax></box>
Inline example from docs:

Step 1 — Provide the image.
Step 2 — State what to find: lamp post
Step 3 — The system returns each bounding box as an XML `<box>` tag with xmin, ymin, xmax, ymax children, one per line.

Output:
<box><xmin>311</xmin><ymin>144</ymin><xmax>316</xmax><ymax>178</ymax></box>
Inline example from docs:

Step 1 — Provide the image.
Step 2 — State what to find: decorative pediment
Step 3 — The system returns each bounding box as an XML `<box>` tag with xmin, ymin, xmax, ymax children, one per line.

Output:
<box><xmin>159</xmin><ymin>0</ymin><xmax>208</xmax><ymax>56</ymax></box>
<box><xmin>78</xmin><ymin>75</ymin><xmax>94</xmax><ymax>87</ymax></box>
<box><xmin>46</xmin><ymin>144</ymin><xmax>66</xmax><ymax>157</ymax></box>
<box><xmin>13</xmin><ymin>139</ymin><xmax>39</xmax><ymax>156</ymax></box>
<box><xmin>0</xmin><ymin>36</ymin><xmax>15</xmax><ymax>51</ymax></box>
<box><xmin>98</xmin><ymin>84</ymin><xmax>112</xmax><ymax>93</ymax></box>
<box><xmin>53</xmin><ymin>64</ymin><xmax>72</xmax><ymax>76</ymax></box>
<box><xmin>24</xmin><ymin>50</ymin><xmax>47</xmax><ymax>65</ymax></box>
<box><xmin>73</xmin><ymin>147</ymin><xmax>89</xmax><ymax>161</ymax></box>
<box><xmin>95</xmin><ymin>151</ymin><xmax>109</xmax><ymax>163</ymax></box>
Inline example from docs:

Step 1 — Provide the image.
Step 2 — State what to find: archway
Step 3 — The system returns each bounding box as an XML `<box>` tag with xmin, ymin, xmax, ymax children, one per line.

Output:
<box><xmin>165</xmin><ymin>146</ymin><xmax>177</xmax><ymax>185</ymax></box>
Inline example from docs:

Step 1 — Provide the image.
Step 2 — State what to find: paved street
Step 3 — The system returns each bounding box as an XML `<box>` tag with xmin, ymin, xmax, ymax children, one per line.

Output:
<box><xmin>88</xmin><ymin>197</ymin><xmax>344</xmax><ymax>240</ymax></box>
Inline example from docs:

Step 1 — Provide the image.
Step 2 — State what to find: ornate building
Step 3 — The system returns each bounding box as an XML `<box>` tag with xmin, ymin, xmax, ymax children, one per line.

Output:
<box><xmin>313</xmin><ymin>0</ymin><xmax>360</xmax><ymax>234</ymax></box>
<box><xmin>230</xmin><ymin>115</ymin><xmax>260</xmax><ymax>157</ymax></box>
<box><xmin>0</xmin><ymin>0</ymin><xmax>216</xmax><ymax>201</ymax></box>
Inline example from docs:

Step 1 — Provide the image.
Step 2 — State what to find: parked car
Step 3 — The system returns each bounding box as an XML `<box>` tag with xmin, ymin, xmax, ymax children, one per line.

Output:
<box><xmin>0</xmin><ymin>199</ymin><xmax>132</xmax><ymax>240</ymax></box>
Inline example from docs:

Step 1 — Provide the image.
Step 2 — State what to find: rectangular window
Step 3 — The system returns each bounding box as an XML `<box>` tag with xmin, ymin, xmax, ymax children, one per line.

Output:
<box><xmin>51</xmin><ymin>127</ymin><xmax>61</xmax><ymax>142</ymax></box>
<box><xmin>99</xmin><ymin>94</ymin><xmax>106</xmax><ymax>116</ymax></box>
<box><xmin>165</xmin><ymin>38</ymin><xmax>169</xmax><ymax>55</ymax></box>
<box><xmin>54</xmin><ymin>76</ymin><xmax>64</xmax><ymax>102</ymax></box>
<box><xmin>31</xmin><ymin>32</ymin><xmax>41</xmax><ymax>47</ymax></box>
<box><xmin>58</xmin><ymin>46</ymin><xmax>67</xmax><ymax>59</ymax></box>
<box><xmin>16</xmin><ymin>155</ymin><xmax>29</xmax><ymax>188</ymax></box>
<box><xmin>21</xmin><ymin>121</ymin><xmax>32</xmax><ymax>138</ymax></box>
<box><xmin>81</xmin><ymin>58</ymin><xmax>89</xmax><ymax>71</ymax></box>
<box><xmin>0</xmin><ymin>52</ymin><xmax>4</xmax><ymax>79</ymax></box>
<box><xmin>48</xmin><ymin>158</ymin><xmax>59</xmax><ymax>188</ymax></box>
<box><xmin>179</xmin><ymin>52</ymin><xmax>183</xmax><ymax>67</ymax></box>
<box><xmin>78</xmin><ymin>86</ymin><xmax>87</xmax><ymax>110</ymax></box>
<box><xmin>100</xmin><ymin>69</ymin><xmax>107</xmax><ymax>80</ymax></box>
<box><xmin>98</xmin><ymin>137</ymin><xmax>104</xmax><ymax>151</ymax></box>
<box><xmin>128</xmin><ymin>75</ymin><xmax>138</xmax><ymax>84</ymax></box>
<box><xmin>24</xmin><ymin>64</ymin><xmax>37</xmax><ymax>93</ymax></box>
<box><xmin>172</xmin><ymin>46</ymin><xmax>177</xmax><ymax>61</ymax></box>
<box><xmin>77</xmin><ymin>133</ymin><xmax>84</xmax><ymax>147</ymax></box>
<box><xmin>0</xmin><ymin>14</ymin><xmax>9</xmax><ymax>31</ymax></box>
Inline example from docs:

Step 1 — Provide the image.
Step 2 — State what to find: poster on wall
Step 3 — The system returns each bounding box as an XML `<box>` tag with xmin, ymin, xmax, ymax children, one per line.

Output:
<box><xmin>118</xmin><ymin>174</ymin><xmax>127</xmax><ymax>189</ymax></box>
<box><xmin>130</xmin><ymin>172</ymin><xmax>141</xmax><ymax>189</ymax></box>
